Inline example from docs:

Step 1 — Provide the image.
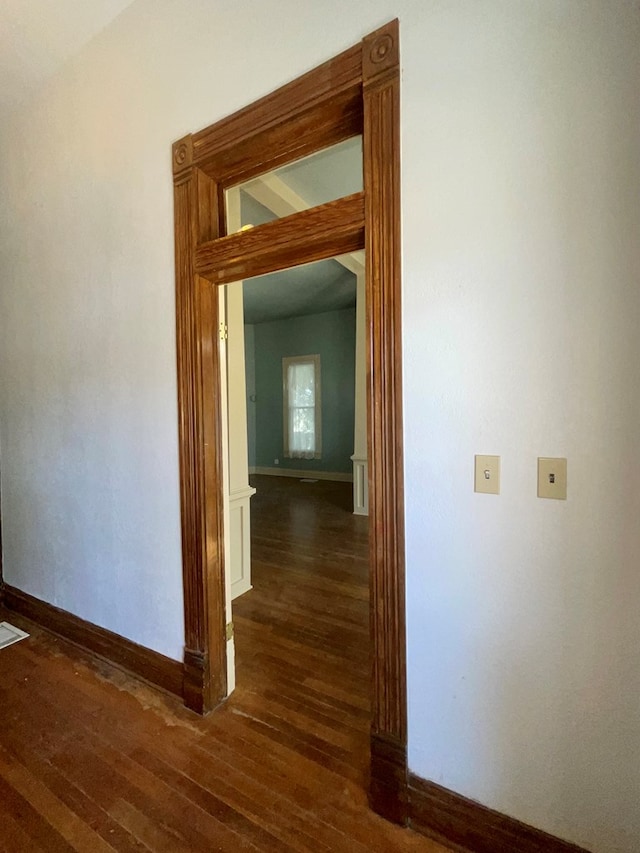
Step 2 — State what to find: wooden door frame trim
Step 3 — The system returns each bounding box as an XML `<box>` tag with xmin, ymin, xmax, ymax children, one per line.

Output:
<box><xmin>172</xmin><ymin>19</ymin><xmax>406</xmax><ymax>823</ymax></box>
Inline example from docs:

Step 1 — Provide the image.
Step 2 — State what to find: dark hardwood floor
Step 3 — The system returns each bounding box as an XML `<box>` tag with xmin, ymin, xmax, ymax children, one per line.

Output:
<box><xmin>0</xmin><ymin>475</ymin><xmax>450</xmax><ymax>852</ymax></box>
<box><xmin>234</xmin><ymin>473</ymin><xmax>371</xmax><ymax>773</ymax></box>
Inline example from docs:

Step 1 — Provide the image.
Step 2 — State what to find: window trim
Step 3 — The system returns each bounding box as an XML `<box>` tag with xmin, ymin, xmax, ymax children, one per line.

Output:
<box><xmin>282</xmin><ymin>354</ymin><xmax>322</xmax><ymax>460</ymax></box>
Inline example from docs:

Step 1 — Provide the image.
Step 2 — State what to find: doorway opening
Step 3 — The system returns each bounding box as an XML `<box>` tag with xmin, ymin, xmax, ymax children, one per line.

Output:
<box><xmin>219</xmin><ymin>254</ymin><xmax>371</xmax><ymax>783</ymax></box>
<box><xmin>172</xmin><ymin>19</ymin><xmax>406</xmax><ymax>822</ymax></box>
<box><xmin>221</xmin><ymin>251</ymin><xmax>369</xmax><ymax>746</ymax></box>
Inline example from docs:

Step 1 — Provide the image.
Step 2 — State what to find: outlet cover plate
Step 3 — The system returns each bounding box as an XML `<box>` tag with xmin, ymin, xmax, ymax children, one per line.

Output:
<box><xmin>475</xmin><ymin>455</ymin><xmax>500</xmax><ymax>495</ymax></box>
<box><xmin>537</xmin><ymin>457</ymin><xmax>567</xmax><ymax>500</ymax></box>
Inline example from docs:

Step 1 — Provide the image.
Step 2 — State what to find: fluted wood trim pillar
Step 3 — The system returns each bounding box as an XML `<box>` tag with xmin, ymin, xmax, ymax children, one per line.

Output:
<box><xmin>173</xmin><ymin>139</ymin><xmax>227</xmax><ymax>713</ymax></box>
<box><xmin>362</xmin><ymin>20</ymin><xmax>408</xmax><ymax>824</ymax></box>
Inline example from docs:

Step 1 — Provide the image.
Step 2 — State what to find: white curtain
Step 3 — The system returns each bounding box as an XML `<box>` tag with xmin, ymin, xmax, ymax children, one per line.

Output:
<box><xmin>286</xmin><ymin>361</ymin><xmax>317</xmax><ymax>459</ymax></box>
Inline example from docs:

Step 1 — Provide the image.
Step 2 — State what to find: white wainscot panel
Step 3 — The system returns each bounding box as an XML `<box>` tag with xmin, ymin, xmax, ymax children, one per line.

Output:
<box><xmin>230</xmin><ymin>486</ymin><xmax>256</xmax><ymax>600</ymax></box>
<box><xmin>351</xmin><ymin>456</ymin><xmax>368</xmax><ymax>516</ymax></box>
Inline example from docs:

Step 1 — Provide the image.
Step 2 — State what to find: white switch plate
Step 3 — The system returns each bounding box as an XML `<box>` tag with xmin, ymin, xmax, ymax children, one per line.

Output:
<box><xmin>537</xmin><ymin>457</ymin><xmax>567</xmax><ymax>499</ymax></box>
<box><xmin>474</xmin><ymin>455</ymin><xmax>500</xmax><ymax>495</ymax></box>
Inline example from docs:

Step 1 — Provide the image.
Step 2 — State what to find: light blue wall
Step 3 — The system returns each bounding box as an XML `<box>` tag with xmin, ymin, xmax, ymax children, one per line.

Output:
<box><xmin>253</xmin><ymin>308</ymin><xmax>355</xmax><ymax>473</ymax></box>
<box><xmin>244</xmin><ymin>323</ymin><xmax>257</xmax><ymax>468</ymax></box>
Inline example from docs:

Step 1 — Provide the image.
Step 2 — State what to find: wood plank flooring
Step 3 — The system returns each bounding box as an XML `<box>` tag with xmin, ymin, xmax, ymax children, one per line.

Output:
<box><xmin>0</xmin><ymin>476</ymin><xmax>451</xmax><ymax>852</ymax></box>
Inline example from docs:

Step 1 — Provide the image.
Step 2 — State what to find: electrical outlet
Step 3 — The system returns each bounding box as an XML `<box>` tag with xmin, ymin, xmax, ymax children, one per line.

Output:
<box><xmin>274</xmin><ymin>458</ymin><xmax>279</xmax><ymax>465</ymax></box>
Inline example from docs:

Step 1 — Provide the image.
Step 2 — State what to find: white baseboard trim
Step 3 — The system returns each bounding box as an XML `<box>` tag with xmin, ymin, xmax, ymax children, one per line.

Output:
<box><xmin>252</xmin><ymin>466</ymin><xmax>353</xmax><ymax>483</ymax></box>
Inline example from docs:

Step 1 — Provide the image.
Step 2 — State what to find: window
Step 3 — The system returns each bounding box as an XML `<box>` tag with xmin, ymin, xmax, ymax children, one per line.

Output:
<box><xmin>283</xmin><ymin>354</ymin><xmax>321</xmax><ymax>460</ymax></box>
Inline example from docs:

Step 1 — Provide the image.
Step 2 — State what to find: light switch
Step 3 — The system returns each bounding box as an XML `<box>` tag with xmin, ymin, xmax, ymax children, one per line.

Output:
<box><xmin>537</xmin><ymin>457</ymin><xmax>567</xmax><ymax>500</ymax></box>
<box><xmin>474</xmin><ymin>455</ymin><xmax>500</xmax><ymax>495</ymax></box>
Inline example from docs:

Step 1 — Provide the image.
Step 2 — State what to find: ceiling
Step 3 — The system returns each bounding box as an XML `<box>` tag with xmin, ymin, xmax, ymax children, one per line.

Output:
<box><xmin>243</xmin><ymin>260</ymin><xmax>356</xmax><ymax>325</ymax></box>
<box><xmin>237</xmin><ymin>136</ymin><xmax>363</xmax><ymax>222</ymax></box>
<box><xmin>0</xmin><ymin>0</ymin><xmax>134</xmax><ymax>114</ymax></box>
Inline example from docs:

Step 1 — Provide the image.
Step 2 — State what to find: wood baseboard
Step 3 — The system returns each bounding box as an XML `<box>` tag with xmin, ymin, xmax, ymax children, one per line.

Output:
<box><xmin>2</xmin><ymin>584</ymin><xmax>183</xmax><ymax>699</ymax></box>
<box><xmin>408</xmin><ymin>773</ymin><xmax>589</xmax><ymax>853</ymax></box>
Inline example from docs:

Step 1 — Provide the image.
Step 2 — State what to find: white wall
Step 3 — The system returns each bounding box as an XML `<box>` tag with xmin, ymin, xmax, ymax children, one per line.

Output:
<box><xmin>0</xmin><ymin>2</ymin><xmax>638</xmax><ymax>851</ymax></box>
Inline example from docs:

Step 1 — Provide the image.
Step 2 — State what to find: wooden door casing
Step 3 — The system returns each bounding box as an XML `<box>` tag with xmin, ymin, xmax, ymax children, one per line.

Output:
<box><xmin>172</xmin><ymin>19</ymin><xmax>406</xmax><ymax>823</ymax></box>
